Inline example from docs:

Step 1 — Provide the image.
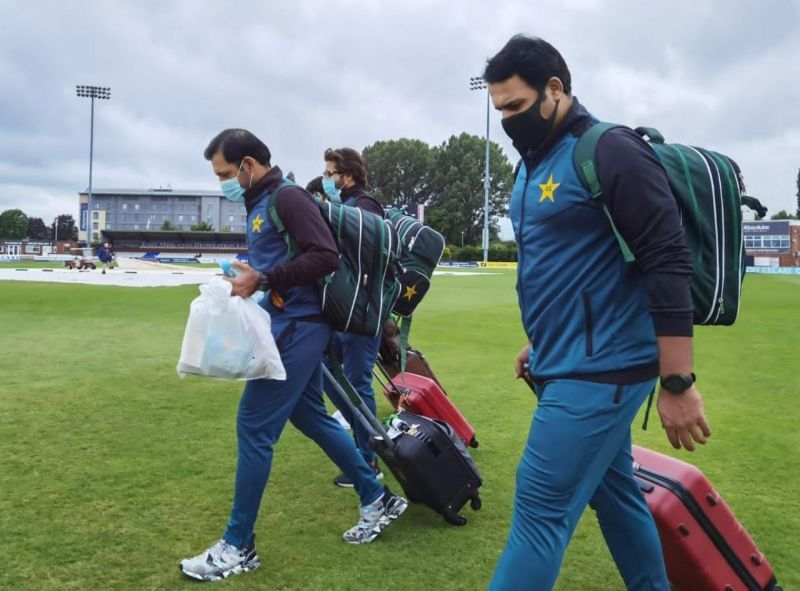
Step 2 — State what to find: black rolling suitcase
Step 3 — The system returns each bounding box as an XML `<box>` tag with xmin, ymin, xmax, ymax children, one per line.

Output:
<box><xmin>323</xmin><ymin>357</ymin><xmax>482</xmax><ymax>526</ymax></box>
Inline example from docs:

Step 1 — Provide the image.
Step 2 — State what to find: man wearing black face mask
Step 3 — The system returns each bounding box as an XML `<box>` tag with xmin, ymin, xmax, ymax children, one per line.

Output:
<box><xmin>485</xmin><ymin>35</ymin><xmax>708</xmax><ymax>590</ymax></box>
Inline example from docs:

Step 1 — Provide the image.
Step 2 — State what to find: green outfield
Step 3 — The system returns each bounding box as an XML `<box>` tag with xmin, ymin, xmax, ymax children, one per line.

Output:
<box><xmin>0</xmin><ymin>271</ymin><xmax>797</xmax><ymax>590</ymax></box>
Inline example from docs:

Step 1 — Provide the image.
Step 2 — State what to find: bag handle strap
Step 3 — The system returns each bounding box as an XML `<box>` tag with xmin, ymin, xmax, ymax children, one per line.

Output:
<box><xmin>634</xmin><ymin>126</ymin><xmax>665</xmax><ymax>144</ymax></box>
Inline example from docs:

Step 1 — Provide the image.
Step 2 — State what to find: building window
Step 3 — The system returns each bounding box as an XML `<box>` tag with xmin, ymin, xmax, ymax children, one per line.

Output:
<box><xmin>92</xmin><ymin>211</ymin><xmax>99</xmax><ymax>220</ymax></box>
<box><xmin>122</xmin><ymin>203</ymin><xmax>128</xmax><ymax>210</ymax></box>
<box><xmin>121</xmin><ymin>214</ymin><xmax>127</xmax><ymax>222</ymax></box>
<box><xmin>149</xmin><ymin>214</ymin><xmax>156</xmax><ymax>221</ymax></box>
<box><xmin>228</xmin><ymin>215</ymin><xmax>234</xmax><ymax>223</ymax></box>
<box><xmin>134</xmin><ymin>203</ymin><xmax>140</xmax><ymax>210</ymax></box>
<box><xmin>26</xmin><ymin>244</ymin><xmax>41</xmax><ymax>254</ymax></box>
<box><xmin>178</xmin><ymin>214</ymin><xmax>184</xmax><ymax>222</ymax></box>
<box><xmin>134</xmin><ymin>224</ymin><xmax>139</xmax><ymax>230</ymax></box>
<box><xmin>106</xmin><ymin>224</ymin><xmax>112</xmax><ymax>230</ymax></box>
<box><xmin>94</xmin><ymin>202</ymin><xmax>100</xmax><ymax>209</ymax></box>
<box><xmin>92</xmin><ymin>222</ymin><xmax>98</xmax><ymax>229</ymax></box>
<box><xmin>191</xmin><ymin>215</ymin><xmax>196</xmax><ymax>221</ymax></box>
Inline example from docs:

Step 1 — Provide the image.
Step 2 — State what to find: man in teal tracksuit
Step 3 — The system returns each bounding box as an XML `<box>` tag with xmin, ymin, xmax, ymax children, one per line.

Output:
<box><xmin>179</xmin><ymin>129</ymin><xmax>407</xmax><ymax>583</ymax></box>
<box><xmin>484</xmin><ymin>36</ymin><xmax>712</xmax><ymax>590</ymax></box>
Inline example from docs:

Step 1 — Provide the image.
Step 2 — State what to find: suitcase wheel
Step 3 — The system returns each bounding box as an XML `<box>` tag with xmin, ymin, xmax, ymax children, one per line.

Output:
<box><xmin>470</xmin><ymin>495</ymin><xmax>482</xmax><ymax>511</ymax></box>
<box><xmin>443</xmin><ymin>510</ymin><xmax>467</xmax><ymax>526</ymax></box>
<box><xmin>469</xmin><ymin>437</ymin><xmax>479</xmax><ymax>449</ymax></box>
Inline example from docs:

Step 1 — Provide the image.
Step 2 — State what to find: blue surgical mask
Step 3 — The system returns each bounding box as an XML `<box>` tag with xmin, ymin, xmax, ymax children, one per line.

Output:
<box><xmin>220</xmin><ymin>161</ymin><xmax>248</xmax><ymax>202</ymax></box>
<box><xmin>322</xmin><ymin>177</ymin><xmax>341</xmax><ymax>200</ymax></box>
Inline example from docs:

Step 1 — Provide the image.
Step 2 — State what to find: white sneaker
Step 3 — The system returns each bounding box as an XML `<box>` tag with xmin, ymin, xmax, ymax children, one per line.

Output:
<box><xmin>179</xmin><ymin>538</ymin><xmax>261</xmax><ymax>582</ymax></box>
<box><xmin>343</xmin><ymin>487</ymin><xmax>408</xmax><ymax>544</ymax></box>
<box><xmin>332</xmin><ymin>410</ymin><xmax>351</xmax><ymax>430</ymax></box>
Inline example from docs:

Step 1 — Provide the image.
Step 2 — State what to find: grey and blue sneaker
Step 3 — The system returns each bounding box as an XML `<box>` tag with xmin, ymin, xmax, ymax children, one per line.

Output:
<box><xmin>343</xmin><ymin>487</ymin><xmax>408</xmax><ymax>544</ymax></box>
<box><xmin>179</xmin><ymin>538</ymin><xmax>261</xmax><ymax>582</ymax></box>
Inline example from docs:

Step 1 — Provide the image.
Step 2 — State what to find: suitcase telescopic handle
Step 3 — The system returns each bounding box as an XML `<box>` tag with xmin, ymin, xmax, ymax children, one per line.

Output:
<box><xmin>374</xmin><ymin>360</ymin><xmax>409</xmax><ymax>396</ymax></box>
<box><xmin>322</xmin><ymin>361</ymin><xmax>395</xmax><ymax>446</ymax></box>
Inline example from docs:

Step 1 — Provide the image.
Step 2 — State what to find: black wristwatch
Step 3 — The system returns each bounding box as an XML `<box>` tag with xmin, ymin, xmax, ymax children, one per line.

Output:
<box><xmin>660</xmin><ymin>373</ymin><xmax>696</xmax><ymax>395</ymax></box>
<box><xmin>257</xmin><ymin>272</ymin><xmax>270</xmax><ymax>292</ymax></box>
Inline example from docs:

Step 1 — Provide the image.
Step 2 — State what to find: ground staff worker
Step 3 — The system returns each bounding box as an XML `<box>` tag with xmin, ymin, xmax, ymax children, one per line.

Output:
<box><xmin>179</xmin><ymin>129</ymin><xmax>406</xmax><ymax>583</ymax></box>
<box><xmin>321</xmin><ymin>147</ymin><xmax>387</xmax><ymax>488</ymax></box>
<box><xmin>484</xmin><ymin>36</ymin><xmax>711</xmax><ymax>590</ymax></box>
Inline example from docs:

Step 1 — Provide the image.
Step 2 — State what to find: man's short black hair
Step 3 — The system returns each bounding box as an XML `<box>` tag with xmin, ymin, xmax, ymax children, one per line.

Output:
<box><xmin>483</xmin><ymin>35</ymin><xmax>572</xmax><ymax>94</ymax></box>
<box><xmin>306</xmin><ymin>176</ymin><xmax>325</xmax><ymax>195</ymax></box>
<box><xmin>204</xmin><ymin>128</ymin><xmax>271</xmax><ymax>165</ymax></box>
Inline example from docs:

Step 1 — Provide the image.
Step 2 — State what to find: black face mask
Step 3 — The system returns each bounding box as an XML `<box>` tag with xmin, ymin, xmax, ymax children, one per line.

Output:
<box><xmin>501</xmin><ymin>91</ymin><xmax>560</xmax><ymax>154</ymax></box>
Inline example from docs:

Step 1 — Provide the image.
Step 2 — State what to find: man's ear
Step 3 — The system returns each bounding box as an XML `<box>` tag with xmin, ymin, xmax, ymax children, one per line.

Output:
<box><xmin>545</xmin><ymin>76</ymin><xmax>565</xmax><ymax>101</ymax></box>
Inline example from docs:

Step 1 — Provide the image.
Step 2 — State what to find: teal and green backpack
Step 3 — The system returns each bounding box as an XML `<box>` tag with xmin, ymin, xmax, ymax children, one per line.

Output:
<box><xmin>268</xmin><ymin>185</ymin><xmax>401</xmax><ymax>337</ymax></box>
<box><xmin>574</xmin><ymin>123</ymin><xmax>765</xmax><ymax>326</ymax></box>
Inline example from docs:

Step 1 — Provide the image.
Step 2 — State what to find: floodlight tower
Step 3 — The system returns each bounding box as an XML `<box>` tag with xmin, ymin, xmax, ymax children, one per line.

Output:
<box><xmin>469</xmin><ymin>76</ymin><xmax>490</xmax><ymax>264</ymax></box>
<box><xmin>75</xmin><ymin>85</ymin><xmax>111</xmax><ymax>248</ymax></box>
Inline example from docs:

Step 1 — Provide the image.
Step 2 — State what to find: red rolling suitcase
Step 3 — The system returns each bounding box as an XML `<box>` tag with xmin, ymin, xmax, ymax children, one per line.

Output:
<box><xmin>381</xmin><ymin>348</ymin><xmax>448</xmax><ymax>394</ymax></box>
<box><xmin>375</xmin><ymin>365</ymin><xmax>478</xmax><ymax>449</ymax></box>
<box><xmin>632</xmin><ymin>445</ymin><xmax>781</xmax><ymax>591</ymax></box>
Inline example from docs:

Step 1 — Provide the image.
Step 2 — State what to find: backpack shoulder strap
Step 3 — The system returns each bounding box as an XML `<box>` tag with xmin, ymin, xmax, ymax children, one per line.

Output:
<box><xmin>267</xmin><ymin>179</ymin><xmax>299</xmax><ymax>256</ymax></box>
<box><xmin>573</xmin><ymin>121</ymin><xmax>635</xmax><ymax>263</ymax></box>
<box><xmin>573</xmin><ymin>121</ymin><xmax>620</xmax><ymax>199</ymax></box>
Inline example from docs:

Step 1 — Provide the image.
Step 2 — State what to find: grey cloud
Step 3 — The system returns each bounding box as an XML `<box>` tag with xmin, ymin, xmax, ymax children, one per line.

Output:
<box><xmin>0</xmin><ymin>0</ymin><xmax>798</xmax><ymax>223</ymax></box>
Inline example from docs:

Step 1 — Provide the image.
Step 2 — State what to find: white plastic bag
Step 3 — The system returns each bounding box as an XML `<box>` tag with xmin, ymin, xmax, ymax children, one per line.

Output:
<box><xmin>177</xmin><ymin>278</ymin><xmax>286</xmax><ymax>381</ymax></box>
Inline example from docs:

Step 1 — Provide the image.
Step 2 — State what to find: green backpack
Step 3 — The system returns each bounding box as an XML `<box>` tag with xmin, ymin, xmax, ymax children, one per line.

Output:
<box><xmin>574</xmin><ymin>123</ymin><xmax>765</xmax><ymax>326</ymax></box>
<box><xmin>268</xmin><ymin>184</ymin><xmax>401</xmax><ymax>337</ymax></box>
<box><xmin>385</xmin><ymin>208</ymin><xmax>446</xmax><ymax>317</ymax></box>
<box><xmin>383</xmin><ymin>208</ymin><xmax>446</xmax><ymax>370</ymax></box>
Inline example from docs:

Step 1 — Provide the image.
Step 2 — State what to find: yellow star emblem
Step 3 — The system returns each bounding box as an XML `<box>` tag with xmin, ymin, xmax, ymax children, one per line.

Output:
<box><xmin>403</xmin><ymin>284</ymin><xmax>418</xmax><ymax>302</ymax></box>
<box><xmin>539</xmin><ymin>174</ymin><xmax>560</xmax><ymax>203</ymax></box>
<box><xmin>251</xmin><ymin>214</ymin><xmax>264</xmax><ymax>233</ymax></box>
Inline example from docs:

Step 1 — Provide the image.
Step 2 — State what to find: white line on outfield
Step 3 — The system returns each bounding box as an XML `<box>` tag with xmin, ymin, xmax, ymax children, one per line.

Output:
<box><xmin>0</xmin><ymin>267</ymin><xmax>501</xmax><ymax>288</ymax></box>
<box><xmin>0</xmin><ymin>267</ymin><xmax>219</xmax><ymax>288</ymax></box>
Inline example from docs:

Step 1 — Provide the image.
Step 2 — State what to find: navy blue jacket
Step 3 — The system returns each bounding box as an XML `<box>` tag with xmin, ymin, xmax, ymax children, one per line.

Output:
<box><xmin>243</xmin><ymin>166</ymin><xmax>338</xmax><ymax>321</ymax></box>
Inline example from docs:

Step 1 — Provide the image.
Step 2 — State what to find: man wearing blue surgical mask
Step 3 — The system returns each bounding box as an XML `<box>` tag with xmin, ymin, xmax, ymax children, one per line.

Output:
<box><xmin>321</xmin><ymin>147</ymin><xmax>386</xmax><ymax>489</ymax></box>
<box><xmin>179</xmin><ymin>129</ymin><xmax>407</xmax><ymax>583</ymax></box>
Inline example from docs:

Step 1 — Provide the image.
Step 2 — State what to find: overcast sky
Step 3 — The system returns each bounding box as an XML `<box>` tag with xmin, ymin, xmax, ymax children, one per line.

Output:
<box><xmin>1</xmin><ymin>0</ymin><xmax>799</xmax><ymax>236</ymax></box>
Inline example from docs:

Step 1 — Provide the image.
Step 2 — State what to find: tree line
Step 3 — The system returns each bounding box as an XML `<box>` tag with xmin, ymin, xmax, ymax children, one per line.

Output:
<box><xmin>362</xmin><ymin>133</ymin><xmax>514</xmax><ymax>246</ymax></box>
<box><xmin>0</xmin><ymin>210</ymin><xmax>80</xmax><ymax>242</ymax></box>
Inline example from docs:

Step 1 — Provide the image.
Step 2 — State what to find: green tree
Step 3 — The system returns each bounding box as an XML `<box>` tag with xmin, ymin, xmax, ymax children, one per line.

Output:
<box><xmin>190</xmin><ymin>220</ymin><xmax>215</xmax><ymax>231</ymax></box>
<box><xmin>796</xmin><ymin>168</ymin><xmax>800</xmax><ymax>219</ymax></box>
<box><xmin>53</xmin><ymin>214</ymin><xmax>78</xmax><ymax>241</ymax></box>
<box><xmin>425</xmin><ymin>133</ymin><xmax>513</xmax><ymax>247</ymax></box>
<box><xmin>770</xmin><ymin>210</ymin><xmax>796</xmax><ymax>220</ymax></box>
<box><xmin>160</xmin><ymin>219</ymin><xmax>176</xmax><ymax>231</ymax></box>
<box><xmin>362</xmin><ymin>138</ymin><xmax>435</xmax><ymax>206</ymax></box>
<box><xmin>26</xmin><ymin>217</ymin><xmax>49</xmax><ymax>240</ymax></box>
<box><xmin>0</xmin><ymin>209</ymin><xmax>29</xmax><ymax>239</ymax></box>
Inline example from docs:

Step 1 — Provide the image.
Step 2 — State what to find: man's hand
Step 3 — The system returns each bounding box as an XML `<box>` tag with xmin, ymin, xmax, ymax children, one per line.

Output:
<box><xmin>656</xmin><ymin>386</ymin><xmax>711</xmax><ymax>451</ymax></box>
<box><xmin>515</xmin><ymin>342</ymin><xmax>531</xmax><ymax>379</ymax></box>
<box><xmin>225</xmin><ymin>261</ymin><xmax>261</xmax><ymax>298</ymax></box>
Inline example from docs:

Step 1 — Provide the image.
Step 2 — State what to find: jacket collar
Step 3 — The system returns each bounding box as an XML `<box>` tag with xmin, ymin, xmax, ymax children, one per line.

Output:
<box><xmin>244</xmin><ymin>165</ymin><xmax>284</xmax><ymax>213</ymax></box>
<box><xmin>520</xmin><ymin>97</ymin><xmax>596</xmax><ymax>170</ymax></box>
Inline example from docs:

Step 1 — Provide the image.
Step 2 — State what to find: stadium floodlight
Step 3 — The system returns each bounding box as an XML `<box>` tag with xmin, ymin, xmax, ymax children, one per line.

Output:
<box><xmin>469</xmin><ymin>76</ymin><xmax>490</xmax><ymax>264</ymax></box>
<box><xmin>75</xmin><ymin>85</ymin><xmax>111</xmax><ymax>248</ymax></box>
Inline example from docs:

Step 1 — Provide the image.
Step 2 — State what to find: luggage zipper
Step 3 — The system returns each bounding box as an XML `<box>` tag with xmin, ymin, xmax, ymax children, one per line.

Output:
<box><xmin>634</xmin><ymin>465</ymin><xmax>764</xmax><ymax>591</ymax></box>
